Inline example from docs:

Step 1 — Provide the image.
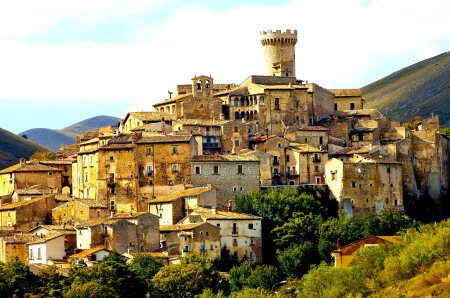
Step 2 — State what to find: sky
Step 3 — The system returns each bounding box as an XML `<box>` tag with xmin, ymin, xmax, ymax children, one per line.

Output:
<box><xmin>1</xmin><ymin>0</ymin><xmax>450</xmax><ymax>134</ymax></box>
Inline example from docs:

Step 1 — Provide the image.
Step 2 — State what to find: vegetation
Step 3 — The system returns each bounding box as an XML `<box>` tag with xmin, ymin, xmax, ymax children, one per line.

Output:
<box><xmin>30</xmin><ymin>150</ymin><xmax>55</xmax><ymax>161</ymax></box>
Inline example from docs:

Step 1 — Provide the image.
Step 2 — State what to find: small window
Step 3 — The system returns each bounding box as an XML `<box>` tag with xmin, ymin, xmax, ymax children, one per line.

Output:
<box><xmin>286</xmin><ymin>155</ymin><xmax>290</xmax><ymax>162</ymax></box>
<box><xmin>390</xmin><ymin>183</ymin><xmax>393</xmax><ymax>187</ymax></box>
<box><xmin>147</xmin><ymin>148</ymin><xmax>152</xmax><ymax>155</ymax></box>
<box><xmin>216</xmin><ymin>224</ymin><xmax>220</xmax><ymax>227</ymax></box>
<box><xmin>233</xmin><ymin>238</ymin><xmax>237</xmax><ymax>245</ymax></box>
<box><xmin>48</xmin><ymin>171</ymin><xmax>53</xmax><ymax>176</ymax></box>
<box><xmin>234</xmin><ymin>126</ymin><xmax>239</xmax><ymax>133</ymax></box>
<box><xmin>248</xmin><ymin>223</ymin><xmax>254</xmax><ymax>229</ymax></box>
<box><xmin>96</xmin><ymin>210</ymin><xmax>101</xmax><ymax>216</ymax></box>
<box><xmin>109</xmin><ymin>155</ymin><xmax>114</xmax><ymax>162</ymax></box>
<box><xmin>240</xmin><ymin>187</ymin><xmax>243</xmax><ymax>191</ymax></box>
<box><xmin>168</xmin><ymin>180</ymin><xmax>173</xmax><ymax>185</ymax></box>
<box><xmin>385</xmin><ymin>198</ymin><xmax>389</xmax><ymax>203</ymax></box>
<box><xmin>259</xmin><ymin>96</ymin><xmax>264</xmax><ymax>105</ymax></box>
<box><xmin>237</xmin><ymin>164</ymin><xmax>243</xmax><ymax>174</ymax></box>
<box><xmin>350</xmin><ymin>103</ymin><xmax>355</xmax><ymax>110</ymax></box>
<box><xmin>172</xmin><ymin>147</ymin><xmax>177</xmax><ymax>154</ymax></box>
<box><xmin>277</xmin><ymin>143</ymin><xmax>281</xmax><ymax>148</ymax></box>
<box><xmin>213</xmin><ymin>165</ymin><xmax>220</xmax><ymax>175</ymax></box>
<box><xmin>234</xmin><ymin>140</ymin><xmax>240</xmax><ymax>147</ymax></box>
<box><xmin>110</xmin><ymin>200</ymin><xmax>115</xmax><ymax>210</ymax></box>
<box><xmin>195</xmin><ymin>166</ymin><xmax>201</xmax><ymax>174</ymax></box>
<box><xmin>394</xmin><ymin>199</ymin><xmax>398</xmax><ymax>206</ymax></box>
<box><xmin>319</xmin><ymin>136</ymin><xmax>323</xmax><ymax>145</ymax></box>
<box><xmin>90</xmin><ymin>155</ymin><xmax>94</xmax><ymax>166</ymax></box>
<box><xmin>233</xmin><ymin>187</ymin><xmax>237</xmax><ymax>192</ymax></box>
<box><xmin>250</xmin><ymin>238</ymin><xmax>254</xmax><ymax>245</ymax></box>
<box><xmin>210</xmin><ymin>244</ymin><xmax>214</xmax><ymax>250</ymax></box>
<box><xmin>366</xmin><ymin>198</ymin><xmax>369</xmax><ymax>203</ymax></box>
<box><xmin>274</xmin><ymin>98</ymin><xmax>280</xmax><ymax>110</ymax></box>
<box><xmin>172</xmin><ymin>164</ymin><xmax>178</xmax><ymax>172</ymax></box>
<box><xmin>387</xmin><ymin>167</ymin><xmax>391</xmax><ymax>173</ymax></box>
<box><xmin>351</xmin><ymin>181</ymin><xmax>356</xmax><ymax>188</ymax></box>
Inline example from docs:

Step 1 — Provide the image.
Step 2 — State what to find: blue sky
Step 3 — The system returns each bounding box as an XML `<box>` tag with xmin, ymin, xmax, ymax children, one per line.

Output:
<box><xmin>0</xmin><ymin>0</ymin><xmax>449</xmax><ymax>134</ymax></box>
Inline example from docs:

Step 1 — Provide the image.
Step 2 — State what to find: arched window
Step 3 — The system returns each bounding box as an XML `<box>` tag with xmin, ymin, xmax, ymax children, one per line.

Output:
<box><xmin>235</xmin><ymin>111</ymin><xmax>239</xmax><ymax>120</ymax></box>
<box><xmin>246</xmin><ymin>98</ymin><xmax>250</xmax><ymax>106</ymax></box>
<box><xmin>206</xmin><ymin>80</ymin><xmax>210</xmax><ymax>88</ymax></box>
<box><xmin>245</xmin><ymin>111</ymin><xmax>249</xmax><ymax>120</ymax></box>
<box><xmin>259</xmin><ymin>96</ymin><xmax>264</xmax><ymax>105</ymax></box>
<box><xmin>250</xmin><ymin>111</ymin><xmax>254</xmax><ymax>120</ymax></box>
<box><xmin>240</xmin><ymin>97</ymin><xmax>245</xmax><ymax>106</ymax></box>
<box><xmin>197</xmin><ymin>80</ymin><xmax>202</xmax><ymax>90</ymax></box>
<box><xmin>234</xmin><ymin>98</ymin><xmax>239</xmax><ymax>106</ymax></box>
<box><xmin>241</xmin><ymin>111</ymin><xmax>245</xmax><ymax>119</ymax></box>
<box><xmin>254</xmin><ymin>111</ymin><xmax>258</xmax><ymax>120</ymax></box>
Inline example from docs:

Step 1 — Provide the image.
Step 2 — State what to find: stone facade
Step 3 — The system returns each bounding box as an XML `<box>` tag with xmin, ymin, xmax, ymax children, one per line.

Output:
<box><xmin>51</xmin><ymin>200</ymin><xmax>108</xmax><ymax>226</ymax></box>
<box><xmin>325</xmin><ymin>155</ymin><xmax>403</xmax><ymax>217</ymax></box>
<box><xmin>0</xmin><ymin>233</ymin><xmax>35</xmax><ymax>263</ymax></box>
<box><xmin>191</xmin><ymin>154</ymin><xmax>260</xmax><ymax>207</ymax></box>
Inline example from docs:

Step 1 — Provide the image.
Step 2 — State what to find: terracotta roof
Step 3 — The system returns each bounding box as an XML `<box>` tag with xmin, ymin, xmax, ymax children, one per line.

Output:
<box><xmin>288</xmin><ymin>143</ymin><xmax>326</xmax><ymax>153</ymax></box>
<box><xmin>160</xmin><ymin>222</ymin><xmax>205</xmax><ymax>232</ymax></box>
<box><xmin>285</xmin><ymin>125</ymin><xmax>329</xmax><ymax>134</ymax></box>
<box><xmin>153</xmin><ymin>93</ymin><xmax>192</xmax><ymax>107</ymax></box>
<box><xmin>342</xmin><ymin>109</ymin><xmax>379</xmax><ymax>116</ymax></box>
<box><xmin>74</xmin><ymin>199</ymin><xmax>108</xmax><ymax>208</ymax></box>
<box><xmin>27</xmin><ymin>232</ymin><xmax>65</xmax><ymax>244</ymax></box>
<box><xmin>149</xmin><ymin>186</ymin><xmax>213</xmax><ymax>203</ymax></box>
<box><xmin>192</xmin><ymin>207</ymin><xmax>261</xmax><ymax>220</ymax></box>
<box><xmin>331</xmin><ymin>147</ymin><xmax>370</xmax><ymax>155</ymax></box>
<box><xmin>254</xmin><ymin>83</ymin><xmax>307</xmax><ymax>90</ymax></box>
<box><xmin>174</xmin><ymin>119</ymin><xmax>231</xmax><ymax>126</ymax></box>
<box><xmin>328</xmin><ymin>89</ymin><xmax>362</xmax><ymax>97</ymax></box>
<box><xmin>111</xmin><ymin>212</ymin><xmax>148</xmax><ymax>219</ymax></box>
<box><xmin>0</xmin><ymin>160</ymin><xmax>63</xmax><ymax>174</ymax></box>
<box><xmin>331</xmin><ymin>235</ymin><xmax>401</xmax><ymax>255</ymax></box>
<box><xmin>248</xmin><ymin>134</ymin><xmax>276</xmax><ymax>142</ymax></box>
<box><xmin>29</xmin><ymin>224</ymin><xmax>76</xmax><ymax>234</ymax></box>
<box><xmin>0</xmin><ymin>195</ymin><xmax>52</xmax><ymax>211</ymax></box>
<box><xmin>357</xmin><ymin>154</ymin><xmax>402</xmax><ymax>165</ymax></box>
<box><xmin>12</xmin><ymin>189</ymin><xmax>43</xmax><ymax>195</ymax></box>
<box><xmin>214</xmin><ymin>86</ymin><xmax>250</xmax><ymax>97</ymax></box>
<box><xmin>126</xmin><ymin>112</ymin><xmax>176</xmax><ymax>122</ymax></box>
<box><xmin>136</xmin><ymin>134</ymin><xmax>192</xmax><ymax>144</ymax></box>
<box><xmin>69</xmin><ymin>246</ymin><xmax>109</xmax><ymax>259</ymax></box>
<box><xmin>192</xmin><ymin>154</ymin><xmax>259</xmax><ymax>162</ymax></box>
<box><xmin>29</xmin><ymin>264</ymin><xmax>69</xmax><ymax>277</ymax></box>
<box><xmin>1</xmin><ymin>233</ymin><xmax>36</xmax><ymax>243</ymax></box>
<box><xmin>40</xmin><ymin>160</ymin><xmax>72</xmax><ymax>165</ymax></box>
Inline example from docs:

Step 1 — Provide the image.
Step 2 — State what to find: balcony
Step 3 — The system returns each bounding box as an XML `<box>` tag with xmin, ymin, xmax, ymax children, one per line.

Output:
<box><xmin>286</xmin><ymin>171</ymin><xmax>299</xmax><ymax>178</ymax></box>
<box><xmin>146</xmin><ymin>171</ymin><xmax>153</xmax><ymax>177</ymax></box>
<box><xmin>312</xmin><ymin>158</ymin><xmax>321</xmax><ymax>163</ymax></box>
<box><xmin>232</xmin><ymin>227</ymin><xmax>238</xmax><ymax>236</ymax></box>
<box><xmin>203</xmin><ymin>143</ymin><xmax>220</xmax><ymax>148</ymax></box>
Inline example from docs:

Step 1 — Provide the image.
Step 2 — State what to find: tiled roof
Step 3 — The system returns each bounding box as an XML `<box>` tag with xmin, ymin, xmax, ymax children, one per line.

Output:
<box><xmin>111</xmin><ymin>212</ymin><xmax>148</xmax><ymax>219</ymax></box>
<box><xmin>0</xmin><ymin>160</ymin><xmax>63</xmax><ymax>174</ymax></box>
<box><xmin>331</xmin><ymin>147</ymin><xmax>370</xmax><ymax>155</ymax></box>
<box><xmin>254</xmin><ymin>83</ymin><xmax>307</xmax><ymax>90</ymax></box>
<box><xmin>149</xmin><ymin>186</ymin><xmax>212</xmax><ymax>203</ymax></box>
<box><xmin>126</xmin><ymin>112</ymin><xmax>176</xmax><ymax>121</ymax></box>
<box><xmin>342</xmin><ymin>109</ymin><xmax>379</xmax><ymax>116</ymax></box>
<box><xmin>193</xmin><ymin>207</ymin><xmax>262</xmax><ymax>220</ymax></box>
<box><xmin>29</xmin><ymin>224</ymin><xmax>76</xmax><ymax>234</ymax></box>
<box><xmin>328</xmin><ymin>89</ymin><xmax>362</xmax><ymax>97</ymax></box>
<box><xmin>174</xmin><ymin>119</ymin><xmax>231</xmax><ymax>126</ymax></box>
<box><xmin>288</xmin><ymin>143</ymin><xmax>326</xmax><ymax>153</ymax></box>
<box><xmin>248</xmin><ymin>134</ymin><xmax>276</xmax><ymax>142</ymax></box>
<box><xmin>153</xmin><ymin>93</ymin><xmax>192</xmax><ymax>107</ymax></box>
<box><xmin>192</xmin><ymin>153</ymin><xmax>259</xmax><ymax>162</ymax></box>
<box><xmin>0</xmin><ymin>195</ymin><xmax>52</xmax><ymax>211</ymax></box>
<box><xmin>40</xmin><ymin>160</ymin><xmax>73</xmax><ymax>165</ymax></box>
<box><xmin>13</xmin><ymin>189</ymin><xmax>43</xmax><ymax>195</ymax></box>
<box><xmin>1</xmin><ymin>233</ymin><xmax>36</xmax><ymax>243</ymax></box>
<box><xmin>27</xmin><ymin>232</ymin><xmax>65</xmax><ymax>244</ymax></box>
<box><xmin>68</xmin><ymin>246</ymin><xmax>109</xmax><ymax>259</ymax></box>
<box><xmin>160</xmin><ymin>222</ymin><xmax>205</xmax><ymax>232</ymax></box>
<box><xmin>357</xmin><ymin>154</ymin><xmax>402</xmax><ymax>165</ymax></box>
<box><xmin>136</xmin><ymin>134</ymin><xmax>191</xmax><ymax>144</ymax></box>
<box><xmin>214</xmin><ymin>86</ymin><xmax>249</xmax><ymax>97</ymax></box>
<box><xmin>74</xmin><ymin>199</ymin><xmax>107</xmax><ymax>208</ymax></box>
<box><xmin>285</xmin><ymin>125</ymin><xmax>329</xmax><ymax>134</ymax></box>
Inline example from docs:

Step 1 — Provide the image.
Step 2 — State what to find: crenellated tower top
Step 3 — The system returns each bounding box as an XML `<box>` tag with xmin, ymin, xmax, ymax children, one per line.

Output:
<box><xmin>260</xmin><ymin>29</ymin><xmax>297</xmax><ymax>77</ymax></box>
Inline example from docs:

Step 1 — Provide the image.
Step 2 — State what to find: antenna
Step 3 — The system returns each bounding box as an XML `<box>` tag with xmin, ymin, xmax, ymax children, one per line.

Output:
<box><xmin>168</xmin><ymin>90</ymin><xmax>173</xmax><ymax>98</ymax></box>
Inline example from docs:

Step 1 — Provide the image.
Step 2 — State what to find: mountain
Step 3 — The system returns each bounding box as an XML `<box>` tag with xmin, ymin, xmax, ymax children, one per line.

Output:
<box><xmin>20</xmin><ymin>115</ymin><xmax>120</xmax><ymax>151</ymax></box>
<box><xmin>362</xmin><ymin>51</ymin><xmax>450</xmax><ymax>126</ymax></box>
<box><xmin>0</xmin><ymin>128</ymin><xmax>53</xmax><ymax>170</ymax></box>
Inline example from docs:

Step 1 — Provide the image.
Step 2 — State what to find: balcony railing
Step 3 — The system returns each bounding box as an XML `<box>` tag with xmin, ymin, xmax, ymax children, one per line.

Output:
<box><xmin>232</xmin><ymin>227</ymin><xmax>238</xmax><ymax>235</ymax></box>
<box><xmin>203</xmin><ymin>143</ymin><xmax>220</xmax><ymax>148</ymax></box>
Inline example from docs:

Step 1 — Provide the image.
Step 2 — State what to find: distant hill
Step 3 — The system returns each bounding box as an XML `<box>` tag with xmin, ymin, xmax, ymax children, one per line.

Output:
<box><xmin>0</xmin><ymin>128</ymin><xmax>53</xmax><ymax>170</ymax></box>
<box><xmin>20</xmin><ymin>115</ymin><xmax>120</xmax><ymax>151</ymax></box>
<box><xmin>362</xmin><ymin>51</ymin><xmax>450</xmax><ymax>126</ymax></box>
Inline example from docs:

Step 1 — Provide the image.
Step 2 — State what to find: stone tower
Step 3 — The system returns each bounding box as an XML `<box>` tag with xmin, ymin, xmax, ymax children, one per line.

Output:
<box><xmin>260</xmin><ymin>29</ymin><xmax>297</xmax><ymax>77</ymax></box>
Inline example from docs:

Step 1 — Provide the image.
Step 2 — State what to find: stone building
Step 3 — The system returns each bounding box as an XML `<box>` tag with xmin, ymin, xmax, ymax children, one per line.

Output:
<box><xmin>0</xmin><ymin>233</ymin><xmax>35</xmax><ymax>263</ymax></box>
<box><xmin>325</xmin><ymin>154</ymin><xmax>403</xmax><ymax>218</ymax></box>
<box><xmin>0</xmin><ymin>195</ymin><xmax>57</xmax><ymax>231</ymax></box>
<box><xmin>51</xmin><ymin>199</ymin><xmax>109</xmax><ymax>226</ymax></box>
<box><xmin>148</xmin><ymin>185</ymin><xmax>216</xmax><ymax>226</ymax></box>
<box><xmin>260</xmin><ymin>29</ymin><xmax>297</xmax><ymax>77</ymax></box>
<box><xmin>328</xmin><ymin>89</ymin><xmax>364</xmax><ymax>112</ymax></box>
<box><xmin>153</xmin><ymin>75</ymin><xmax>223</xmax><ymax>121</ymax></box>
<box><xmin>27</xmin><ymin>233</ymin><xmax>66</xmax><ymax>265</ymax></box>
<box><xmin>286</xmin><ymin>142</ymin><xmax>328</xmax><ymax>185</ymax></box>
<box><xmin>120</xmin><ymin>112</ymin><xmax>174</xmax><ymax>134</ymax></box>
<box><xmin>191</xmin><ymin>154</ymin><xmax>260</xmax><ymax>207</ymax></box>
<box><xmin>160</xmin><ymin>222</ymin><xmax>221</xmax><ymax>260</ymax></box>
<box><xmin>180</xmin><ymin>207</ymin><xmax>263</xmax><ymax>263</ymax></box>
<box><xmin>0</xmin><ymin>159</ymin><xmax>63</xmax><ymax>198</ymax></box>
<box><xmin>75</xmin><ymin>212</ymin><xmax>159</xmax><ymax>254</ymax></box>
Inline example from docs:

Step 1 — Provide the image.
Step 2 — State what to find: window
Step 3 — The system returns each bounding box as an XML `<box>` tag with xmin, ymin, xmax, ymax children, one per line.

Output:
<box><xmin>110</xmin><ymin>200</ymin><xmax>115</xmax><ymax>210</ymax></box>
<box><xmin>387</xmin><ymin>167</ymin><xmax>391</xmax><ymax>173</ymax></box>
<box><xmin>277</xmin><ymin>142</ymin><xmax>281</xmax><ymax>148</ymax></box>
<box><xmin>351</xmin><ymin>181</ymin><xmax>356</xmax><ymax>188</ymax></box>
<box><xmin>109</xmin><ymin>155</ymin><xmax>114</xmax><ymax>161</ymax></box>
<box><xmin>185</xmin><ymin>245</ymin><xmax>189</xmax><ymax>252</ymax></box>
<box><xmin>172</xmin><ymin>147</ymin><xmax>177</xmax><ymax>154</ymax></box>
<box><xmin>168</xmin><ymin>180</ymin><xmax>173</xmax><ymax>185</ymax></box>
<box><xmin>37</xmin><ymin>248</ymin><xmax>42</xmax><ymax>260</ymax></box>
<box><xmin>84</xmin><ymin>172</ymin><xmax>89</xmax><ymax>183</ymax></box>
<box><xmin>233</xmin><ymin>238</ymin><xmax>237</xmax><ymax>246</ymax></box>
<box><xmin>96</xmin><ymin>210</ymin><xmax>101</xmax><ymax>216</ymax></box>
<box><xmin>334</xmin><ymin>103</ymin><xmax>338</xmax><ymax>111</ymax></box>
<box><xmin>274</xmin><ymin>98</ymin><xmax>280</xmax><ymax>110</ymax></box>
<box><xmin>48</xmin><ymin>171</ymin><xmax>53</xmax><ymax>176</ymax></box>
<box><xmin>237</xmin><ymin>164</ymin><xmax>243</xmax><ymax>174</ymax></box>
<box><xmin>90</xmin><ymin>155</ymin><xmax>94</xmax><ymax>166</ymax></box>
<box><xmin>314</xmin><ymin>166</ymin><xmax>319</xmax><ymax>172</ymax></box>
<box><xmin>195</xmin><ymin>166</ymin><xmax>201</xmax><ymax>174</ymax></box>
<box><xmin>233</xmin><ymin>187</ymin><xmax>237</xmax><ymax>192</ymax></box>
<box><xmin>248</xmin><ymin>223</ymin><xmax>254</xmax><ymax>229</ymax></box>
<box><xmin>385</xmin><ymin>198</ymin><xmax>389</xmax><ymax>203</ymax></box>
<box><xmin>319</xmin><ymin>136</ymin><xmax>323</xmax><ymax>145</ymax></box>
<box><xmin>350</xmin><ymin>103</ymin><xmax>355</xmax><ymax>110</ymax></box>
<box><xmin>234</xmin><ymin>98</ymin><xmax>238</xmax><ymax>106</ymax></box>
<box><xmin>210</xmin><ymin>244</ymin><xmax>214</xmax><ymax>250</ymax></box>
<box><xmin>172</xmin><ymin>164</ymin><xmax>178</xmax><ymax>172</ymax></box>
<box><xmin>250</xmin><ymin>238</ymin><xmax>254</xmax><ymax>245</ymax></box>
<box><xmin>234</xmin><ymin>140</ymin><xmax>240</xmax><ymax>147</ymax></box>
<box><xmin>286</xmin><ymin>155</ymin><xmax>290</xmax><ymax>162</ymax></box>
<box><xmin>29</xmin><ymin>249</ymin><xmax>34</xmax><ymax>260</ymax></box>
<box><xmin>259</xmin><ymin>96</ymin><xmax>264</xmax><ymax>105</ymax></box>
<box><xmin>217</xmin><ymin>224</ymin><xmax>220</xmax><ymax>227</ymax></box>
<box><xmin>83</xmin><ymin>156</ymin><xmax>87</xmax><ymax>167</ymax></box>
<box><xmin>147</xmin><ymin>147</ymin><xmax>152</xmax><ymax>155</ymax></box>
<box><xmin>394</xmin><ymin>199</ymin><xmax>398</xmax><ymax>206</ymax></box>
<box><xmin>109</xmin><ymin>173</ymin><xmax>114</xmax><ymax>183</ymax></box>
<box><xmin>146</xmin><ymin>165</ymin><xmax>153</xmax><ymax>176</ymax></box>
<box><xmin>212</xmin><ymin>165</ymin><xmax>220</xmax><ymax>175</ymax></box>
<box><xmin>234</xmin><ymin>126</ymin><xmax>239</xmax><ymax>133</ymax></box>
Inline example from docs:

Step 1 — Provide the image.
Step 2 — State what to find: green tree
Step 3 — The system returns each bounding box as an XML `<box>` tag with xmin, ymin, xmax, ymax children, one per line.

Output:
<box><xmin>151</xmin><ymin>262</ymin><xmax>228</xmax><ymax>298</ymax></box>
<box><xmin>228</xmin><ymin>264</ymin><xmax>252</xmax><ymax>292</ymax></box>
<box><xmin>246</xmin><ymin>264</ymin><xmax>280</xmax><ymax>290</ymax></box>
<box><xmin>36</xmin><ymin>265</ymin><xmax>65</xmax><ymax>297</ymax></box>
<box><xmin>21</xmin><ymin>134</ymin><xmax>28</xmax><ymax>139</ymax></box>
<box><xmin>299</xmin><ymin>263</ymin><xmax>369</xmax><ymax>298</ymax></box>
<box><xmin>30</xmin><ymin>150</ymin><xmax>55</xmax><ymax>161</ymax></box>
<box><xmin>277</xmin><ymin>242</ymin><xmax>321</xmax><ymax>278</ymax></box>
<box><xmin>215</xmin><ymin>245</ymin><xmax>239</xmax><ymax>272</ymax></box>
<box><xmin>272</xmin><ymin>212</ymin><xmax>323</xmax><ymax>248</ymax></box>
<box><xmin>0</xmin><ymin>256</ymin><xmax>40</xmax><ymax>298</ymax></box>
<box><xmin>129</xmin><ymin>253</ymin><xmax>164</xmax><ymax>293</ymax></box>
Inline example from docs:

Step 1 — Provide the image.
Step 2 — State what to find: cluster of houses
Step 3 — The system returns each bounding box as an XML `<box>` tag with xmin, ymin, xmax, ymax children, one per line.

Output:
<box><xmin>0</xmin><ymin>29</ymin><xmax>449</xmax><ymax>269</ymax></box>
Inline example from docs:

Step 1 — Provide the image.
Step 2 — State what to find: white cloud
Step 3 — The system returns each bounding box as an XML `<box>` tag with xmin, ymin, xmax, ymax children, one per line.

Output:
<box><xmin>0</xmin><ymin>0</ymin><xmax>449</xmax><ymax>115</ymax></box>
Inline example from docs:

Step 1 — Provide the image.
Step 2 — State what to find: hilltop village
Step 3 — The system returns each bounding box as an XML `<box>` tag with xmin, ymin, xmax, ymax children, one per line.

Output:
<box><xmin>0</xmin><ymin>29</ymin><xmax>448</xmax><ymax>268</ymax></box>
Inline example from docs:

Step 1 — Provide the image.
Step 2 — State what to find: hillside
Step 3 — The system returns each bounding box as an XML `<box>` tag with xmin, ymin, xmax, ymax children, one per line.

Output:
<box><xmin>362</xmin><ymin>51</ymin><xmax>450</xmax><ymax>126</ymax></box>
<box><xmin>0</xmin><ymin>128</ymin><xmax>53</xmax><ymax>170</ymax></box>
<box><xmin>20</xmin><ymin>115</ymin><xmax>120</xmax><ymax>151</ymax></box>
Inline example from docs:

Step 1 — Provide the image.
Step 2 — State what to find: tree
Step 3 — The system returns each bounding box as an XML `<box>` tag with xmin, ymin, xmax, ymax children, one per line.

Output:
<box><xmin>277</xmin><ymin>242</ymin><xmax>321</xmax><ymax>278</ymax></box>
<box><xmin>30</xmin><ymin>150</ymin><xmax>55</xmax><ymax>161</ymax></box>
<box><xmin>21</xmin><ymin>134</ymin><xmax>28</xmax><ymax>139</ymax></box>
<box><xmin>215</xmin><ymin>245</ymin><xmax>239</xmax><ymax>272</ymax></box>
<box><xmin>246</xmin><ymin>264</ymin><xmax>280</xmax><ymax>290</ymax></box>
<box><xmin>0</xmin><ymin>256</ymin><xmax>40</xmax><ymax>297</ymax></box>
<box><xmin>129</xmin><ymin>253</ymin><xmax>164</xmax><ymax>293</ymax></box>
<box><xmin>272</xmin><ymin>212</ymin><xmax>323</xmax><ymax>248</ymax></box>
<box><xmin>151</xmin><ymin>262</ymin><xmax>228</xmax><ymax>298</ymax></box>
<box><xmin>36</xmin><ymin>265</ymin><xmax>65</xmax><ymax>298</ymax></box>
